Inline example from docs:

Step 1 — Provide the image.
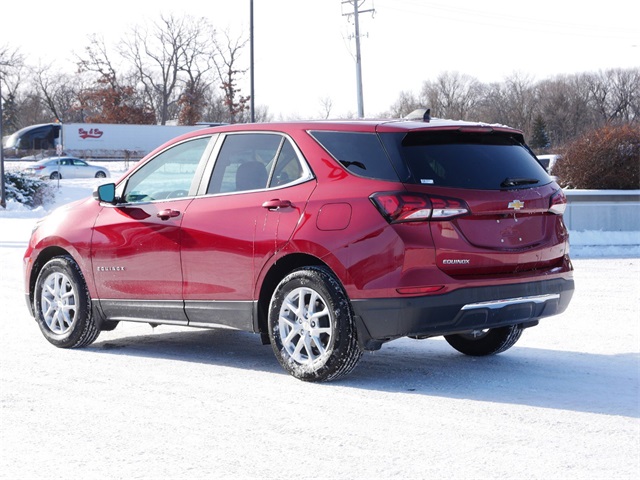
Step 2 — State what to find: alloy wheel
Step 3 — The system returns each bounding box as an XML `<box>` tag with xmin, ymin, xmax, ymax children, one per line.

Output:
<box><xmin>40</xmin><ymin>271</ymin><xmax>77</xmax><ymax>334</ymax></box>
<box><xmin>278</xmin><ymin>286</ymin><xmax>334</xmax><ymax>367</ymax></box>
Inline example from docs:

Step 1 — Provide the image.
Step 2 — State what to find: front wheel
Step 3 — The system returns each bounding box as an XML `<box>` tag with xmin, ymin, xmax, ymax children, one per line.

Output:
<box><xmin>95</xmin><ymin>171</ymin><xmax>107</xmax><ymax>178</ymax></box>
<box><xmin>34</xmin><ymin>256</ymin><xmax>100</xmax><ymax>348</ymax></box>
<box><xmin>268</xmin><ymin>266</ymin><xmax>362</xmax><ymax>382</ymax></box>
<box><xmin>444</xmin><ymin>325</ymin><xmax>523</xmax><ymax>356</ymax></box>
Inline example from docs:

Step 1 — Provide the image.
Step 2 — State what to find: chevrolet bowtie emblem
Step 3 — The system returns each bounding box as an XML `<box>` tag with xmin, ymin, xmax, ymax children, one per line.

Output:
<box><xmin>508</xmin><ymin>200</ymin><xmax>524</xmax><ymax>210</ymax></box>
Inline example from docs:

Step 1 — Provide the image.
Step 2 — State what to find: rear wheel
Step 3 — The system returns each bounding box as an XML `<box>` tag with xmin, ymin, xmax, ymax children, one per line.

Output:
<box><xmin>444</xmin><ymin>325</ymin><xmax>523</xmax><ymax>356</ymax></box>
<box><xmin>34</xmin><ymin>256</ymin><xmax>100</xmax><ymax>348</ymax></box>
<box><xmin>49</xmin><ymin>171</ymin><xmax>60</xmax><ymax>180</ymax></box>
<box><xmin>268</xmin><ymin>266</ymin><xmax>362</xmax><ymax>382</ymax></box>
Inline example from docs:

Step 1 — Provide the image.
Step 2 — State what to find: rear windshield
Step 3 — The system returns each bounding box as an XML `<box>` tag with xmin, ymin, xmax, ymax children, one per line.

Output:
<box><xmin>379</xmin><ymin>130</ymin><xmax>551</xmax><ymax>190</ymax></box>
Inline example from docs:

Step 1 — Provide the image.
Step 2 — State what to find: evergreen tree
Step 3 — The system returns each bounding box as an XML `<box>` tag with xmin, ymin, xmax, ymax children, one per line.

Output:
<box><xmin>1</xmin><ymin>91</ymin><xmax>20</xmax><ymax>133</ymax></box>
<box><xmin>529</xmin><ymin>115</ymin><xmax>551</xmax><ymax>151</ymax></box>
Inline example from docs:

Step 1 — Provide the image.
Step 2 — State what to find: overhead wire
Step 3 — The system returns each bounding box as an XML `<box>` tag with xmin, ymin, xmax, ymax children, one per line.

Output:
<box><xmin>375</xmin><ymin>0</ymin><xmax>638</xmax><ymax>42</ymax></box>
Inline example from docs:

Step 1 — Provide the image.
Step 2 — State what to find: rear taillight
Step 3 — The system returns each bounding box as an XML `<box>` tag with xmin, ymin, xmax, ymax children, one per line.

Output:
<box><xmin>549</xmin><ymin>189</ymin><xmax>567</xmax><ymax>215</ymax></box>
<box><xmin>33</xmin><ymin>166</ymin><xmax>45</xmax><ymax>171</ymax></box>
<box><xmin>430</xmin><ymin>197</ymin><xmax>469</xmax><ymax>219</ymax></box>
<box><xmin>370</xmin><ymin>192</ymin><xmax>469</xmax><ymax>223</ymax></box>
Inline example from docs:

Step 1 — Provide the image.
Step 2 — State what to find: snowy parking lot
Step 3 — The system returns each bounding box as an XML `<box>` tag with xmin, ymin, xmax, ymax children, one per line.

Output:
<box><xmin>1</xmin><ymin>173</ymin><xmax>638</xmax><ymax>479</ymax></box>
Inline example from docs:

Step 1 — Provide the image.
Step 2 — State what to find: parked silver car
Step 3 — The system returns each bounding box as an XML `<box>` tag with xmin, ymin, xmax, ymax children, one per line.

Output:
<box><xmin>536</xmin><ymin>154</ymin><xmax>561</xmax><ymax>174</ymax></box>
<box><xmin>24</xmin><ymin>156</ymin><xmax>110</xmax><ymax>180</ymax></box>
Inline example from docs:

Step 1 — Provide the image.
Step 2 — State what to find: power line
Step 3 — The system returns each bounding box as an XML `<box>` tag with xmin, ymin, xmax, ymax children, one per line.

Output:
<box><xmin>377</xmin><ymin>0</ymin><xmax>638</xmax><ymax>41</ymax></box>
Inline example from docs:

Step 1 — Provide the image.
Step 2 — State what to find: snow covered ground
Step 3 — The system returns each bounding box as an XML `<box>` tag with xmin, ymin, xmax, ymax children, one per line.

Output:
<box><xmin>1</xmin><ymin>168</ymin><xmax>638</xmax><ymax>479</ymax></box>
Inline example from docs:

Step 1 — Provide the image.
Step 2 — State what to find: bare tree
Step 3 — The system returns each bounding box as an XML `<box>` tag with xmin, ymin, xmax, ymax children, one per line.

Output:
<box><xmin>176</xmin><ymin>20</ymin><xmax>217</xmax><ymax>125</ymax></box>
<box><xmin>498</xmin><ymin>72</ymin><xmax>538</xmax><ymax>138</ymax></box>
<box><xmin>586</xmin><ymin>68</ymin><xmax>640</xmax><ymax>124</ymax></box>
<box><xmin>605</xmin><ymin>68</ymin><xmax>638</xmax><ymax>123</ymax></box>
<box><xmin>122</xmin><ymin>14</ymin><xmax>215</xmax><ymax>125</ymax></box>
<box><xmin>318</xmin><ymin>97</ymin><xmax>333</xmax><ymax>119</ymax></box>
<box><xmin>32</xmin><ymin>64</ymin><xmax>85</xmax><ymax>122</ymax></box>
<box><xmin>478</xmin><ymin>81</ymin><xmax>509</xmax><ymax>123</ymax></box>
<box><xmin>1</xmin><ymin>45</ymin><xmax>25</xmax><ymax>133</ymax></box>
<box><xmin>212</xmin><ymin>29</ymin><xmax>250</xmax><ymax>124</ymax></box>
<box><xmin>537</xmin><ymin>74</ymin><xmax>594</xmax><ymax>147</ymax></box>
<box><xmin>77</xmin><ymin>35</ymin><xmax>121</xmax><ymax>91</ymax></box>
<box><xmin>253</xmin><ymin>104</ymin><xmax>273</xmax><ymax>123</ymax></box>
<box><xmin>421</xmin><ymin>71</ymin><xmax>482</xmax><ymax>120</ymax></box>
<box><xmin>389</xmin><ymin>90</ymin><xmax>421</xmax><ymax>119</ymax></box>
<box><xmin>76</xmin><ymin>35</ymin><xmax>153</xmax><ymax>124</ymax></box>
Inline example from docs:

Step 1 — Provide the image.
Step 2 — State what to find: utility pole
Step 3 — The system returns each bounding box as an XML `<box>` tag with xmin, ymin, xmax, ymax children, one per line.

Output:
<box><xmin>342</xmin><ymin>0</ymin><xmax>375</xmax><ymax>118</ymax></box>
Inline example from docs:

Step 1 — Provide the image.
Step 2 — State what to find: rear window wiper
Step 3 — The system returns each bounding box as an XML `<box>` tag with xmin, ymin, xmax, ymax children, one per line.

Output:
<box><xmin>501</xmin><ymin>177</ymin><xmax>539</xmax><ymax>188</ymax></box>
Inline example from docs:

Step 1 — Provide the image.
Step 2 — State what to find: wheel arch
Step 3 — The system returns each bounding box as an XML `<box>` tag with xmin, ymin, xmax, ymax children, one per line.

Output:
<box><xmin>255</xmin><ymin>253</ymin><xmax>330</xmax><ymax>335</ymax></box>
<box><xmin>28</xmin><ymin>247</ymin><xmax>95</xmax><ymax>307</ymax></box>
<box><xmin>28</xmin><ymin>247</ymin><xmax>69</xmax><ymax>304</ymax></box>
<box><xmin>29</xmin><ymin>247</ymin><xmax>106</xmax><ymax>328</ymax></box>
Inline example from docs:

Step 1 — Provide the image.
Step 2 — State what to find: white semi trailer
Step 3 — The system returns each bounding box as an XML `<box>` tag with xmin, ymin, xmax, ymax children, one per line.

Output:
<box><xmin>3</xmin><ymin>123</ymin><xmax>212</xmax><ymax>161</ymax></box>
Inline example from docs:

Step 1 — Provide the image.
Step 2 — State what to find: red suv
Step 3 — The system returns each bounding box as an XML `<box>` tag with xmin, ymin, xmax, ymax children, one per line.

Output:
<box><xmin>23</xmin><ymin>116</ymin><xmax>574</xmax><ymax>381</ymax></box>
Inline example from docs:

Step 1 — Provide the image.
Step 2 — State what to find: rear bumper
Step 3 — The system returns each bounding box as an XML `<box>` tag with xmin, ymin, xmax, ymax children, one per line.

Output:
<box><xmin>351</xmin><ymin>277</ymin><xmax>574</xmax><ymax>350</ymax></box>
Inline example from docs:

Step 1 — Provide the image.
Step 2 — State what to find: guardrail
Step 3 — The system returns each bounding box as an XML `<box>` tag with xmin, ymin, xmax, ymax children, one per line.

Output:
<box><xmin>564</xmin><ymin>190</ymin><xmax>640</xmax><ymax>232</ymax></box>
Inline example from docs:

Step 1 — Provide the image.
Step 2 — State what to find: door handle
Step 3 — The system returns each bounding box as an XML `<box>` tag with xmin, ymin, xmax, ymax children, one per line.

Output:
<box><xmin>157</xmin><ymin>209</ymin><xmax>181</xmax><ymax>220</ymax></box>
<box><xmin>262</xmin><ymin>199</ymin><xmax>292</xmax><ymax>210</ymax></box>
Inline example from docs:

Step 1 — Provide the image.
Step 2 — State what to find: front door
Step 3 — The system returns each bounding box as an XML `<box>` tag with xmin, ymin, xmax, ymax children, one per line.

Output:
<box><xmin>91</xmin><ymin>135</ymin><xmax>213</xmax><ymax>324</ymax></box>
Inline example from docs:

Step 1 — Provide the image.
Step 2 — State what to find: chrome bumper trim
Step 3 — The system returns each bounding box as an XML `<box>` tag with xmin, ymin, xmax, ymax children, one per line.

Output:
<box><xmin>461</xmin><ymin>293</ymin><xmax>561</xmax><ymax>311</ymax></box>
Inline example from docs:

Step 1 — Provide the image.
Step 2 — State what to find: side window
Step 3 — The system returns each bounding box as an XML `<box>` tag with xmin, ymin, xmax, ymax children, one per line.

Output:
<box><xmin>207</xmin><ymin>133</ymin><xmax>281</xmax><ymax>194</ymax></box>
<box><xmin>269</xmin><ymin>138</ymin><xmax>304</xmax><ymax>187</ymax></box>
<box><xmin>309</xmin><ymin>131</ymin><xmax>399</xmax><ymax>181</ymax></box>
<box><xmin>123</xmin><ymin>136</ymin><xmax>210</xmax><ymax>203</ymax></box>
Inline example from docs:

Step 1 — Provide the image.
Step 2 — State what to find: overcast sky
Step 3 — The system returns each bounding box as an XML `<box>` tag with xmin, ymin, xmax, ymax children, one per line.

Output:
<box><xmin>2</xmin><ymin>0</ymin><xmax>638</xmax><ymax>119</ymax></box>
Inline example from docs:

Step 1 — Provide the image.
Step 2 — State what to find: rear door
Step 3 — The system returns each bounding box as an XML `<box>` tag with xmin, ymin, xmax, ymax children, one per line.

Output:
<box><xmin>382</xmin><ymin>128</ymin><xmax>567</xmax><ymax>276</ymax></box>
<box><xmin>426</xmin><ymin>185</ymin><xmax>566</xmax><ymax>276</ymax></box>
<box><xmin>180</xmin><ymin>132</ymin><xmax>315</xmax><ymax>330</ymax></box>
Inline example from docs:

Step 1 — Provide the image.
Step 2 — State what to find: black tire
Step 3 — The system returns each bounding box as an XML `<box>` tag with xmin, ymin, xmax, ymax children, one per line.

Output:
<box><xmin>49</xmin><ymin>171</ymin><xmax>60</xmax><ymax>180</ymax></box>
<box><xmin>33</xmin><ymin>256</ymin><xmax>100</xmax><ymax>348</ymax></box>
<box><xmin>444</xmin><ymin>325</ymin><xmax>523</xmax><ymax>356</ymax></box>
<box><xmin>268</xmin><ymin>266</ymin><xmax>362</xmax><ymax>382</ymax></box>
<box><xmin>95</xmin><ymin>171</ymin><xmax>107</xmax><ymax>178</ymax></box>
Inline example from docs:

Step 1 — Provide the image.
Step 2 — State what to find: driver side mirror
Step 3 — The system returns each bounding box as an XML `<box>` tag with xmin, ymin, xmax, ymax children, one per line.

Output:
<box><xmin>93</xmin><ymin>183</ymin><xmax>116</xmax><ymax>204</ymax></box>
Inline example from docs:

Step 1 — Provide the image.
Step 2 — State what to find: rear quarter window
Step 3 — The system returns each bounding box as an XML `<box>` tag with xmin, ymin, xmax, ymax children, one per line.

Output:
<box><xmin>309</xmin><ymin>131</ymin><xmax>399</xmax><ymax>181</ymax></box>
<box><xmin>379</xmin><ymin>131</ymin><xmax>552</xmax><ymax>190</ymax></box>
